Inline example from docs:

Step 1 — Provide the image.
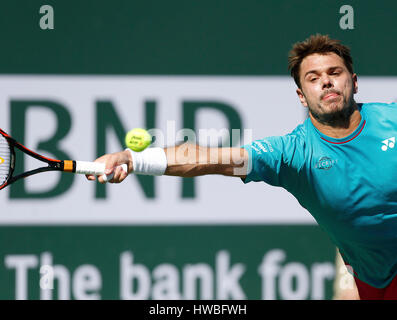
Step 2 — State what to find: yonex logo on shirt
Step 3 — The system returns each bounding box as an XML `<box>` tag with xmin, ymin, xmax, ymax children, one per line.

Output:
<box><xmin>381</xmin><ymin>137</ymin><xmax>395</xmax><ymax>151</ymax></box>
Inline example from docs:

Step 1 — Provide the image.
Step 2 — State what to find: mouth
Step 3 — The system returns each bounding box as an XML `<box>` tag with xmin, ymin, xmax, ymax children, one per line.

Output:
<box><xmin>322</xmin><ymin>93</ymin><xmax>340</xmax><ymax>101</ymax></box>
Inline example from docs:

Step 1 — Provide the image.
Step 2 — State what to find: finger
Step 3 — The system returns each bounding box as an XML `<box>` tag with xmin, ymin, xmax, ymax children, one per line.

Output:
<box><xmin>117</xmin><ymin>164</ymin><xmax>130</xmax><ymax>183</ymax></box>
<box><xmin>97</xmin><ymin>174</ymin><xmax>106</xmax><ymax>184</ymax></box>
<box><xmin>98</xmin><ymin>164</ymin><xmax>112</xmax><ymax>184</ymax></box>
<box><xmin>105</xmin><ymin>167</ymin><xmax>114</xmax><ymax>175</ymax></box>
<box><xmin>119</xmin><ymin>168</ymin><xmax>129</xmax><ymax>183</ymax></box>
<box><xmin>99</xmin><ymin>156</ymin><xmax>118</xmax><ymax>183</ymax></box>
<box><xmin>112</xmin><ymin>166</ymin><xmax>123</xmax><ymax>183</ymax></box>
<box><xmin>102</xmin><ymin>170</ymin><xmax>115</xmax><ymax>183</ymax></box>
<box><xmin>85</xmin><ymin>174</ymin><xmax>96</xmax><ymax>181</ymax></box>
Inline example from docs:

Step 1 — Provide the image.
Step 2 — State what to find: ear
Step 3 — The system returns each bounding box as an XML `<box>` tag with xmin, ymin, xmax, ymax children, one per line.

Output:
<box><xmin>352</xmin><ymin>73</ymin><xmax>358</xmax><ymax>94</ymax></box>
<box><xmin>296</xmin><ymin>88</ymin><xmax>308</xmax><ymax>107</ymax></box>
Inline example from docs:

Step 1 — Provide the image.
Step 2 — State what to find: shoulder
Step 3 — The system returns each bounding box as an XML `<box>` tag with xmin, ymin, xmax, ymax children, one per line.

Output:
<box><xmin>252</xmin><ymin>123</ymin><xmax>307</xmax><ymax>152</ymax></box>
<box><xmin>278</xmin><ymin>120</ymin><xmax>309</xmax><ymax>148</ymax></box>
<box><xmin>243</xmin><ymin>121</ymin><xmax>308</xmax><ymax>159</ymax></box>
<box><xmin>361</xmin><ymin>102</ymin><xmax>397</xmax><ymax>111</ymax></box>
<box><xmin>263</xmin><ymin>122</ymin><xmax>308</xmax><ymax>167</ymax></box>
<box><xmin>287</xmin><ymin>121</ymin><xmax>308</xmax><ymax>139</ymax></box>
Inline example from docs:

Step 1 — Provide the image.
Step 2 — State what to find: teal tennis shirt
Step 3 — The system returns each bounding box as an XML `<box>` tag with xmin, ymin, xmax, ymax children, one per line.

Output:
<box><xmin>242</xmin><ymin>102</ymin><xmax>397</xmax><ymax>288</ymax></box>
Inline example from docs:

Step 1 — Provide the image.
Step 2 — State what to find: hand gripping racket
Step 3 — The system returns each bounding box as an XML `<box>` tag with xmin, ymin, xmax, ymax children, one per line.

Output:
<box><xmin>0</xmin><ymin>128</ymin><xmax>127</xmax><ymax>190</ymax></box>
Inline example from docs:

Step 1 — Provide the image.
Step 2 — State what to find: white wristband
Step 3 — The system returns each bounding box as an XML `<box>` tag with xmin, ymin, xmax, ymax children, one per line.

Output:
<box><xmin>126</xmin><ymin>148</ymin><xmax>167</xmax><ymax>176</ymax></box>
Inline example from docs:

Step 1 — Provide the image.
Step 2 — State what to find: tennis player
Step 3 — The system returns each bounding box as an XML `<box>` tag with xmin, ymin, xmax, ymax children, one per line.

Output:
<box><xmin>87</xmin><ymin>34</ymin><xmax>397</xmax><ymax>300</ymax></box>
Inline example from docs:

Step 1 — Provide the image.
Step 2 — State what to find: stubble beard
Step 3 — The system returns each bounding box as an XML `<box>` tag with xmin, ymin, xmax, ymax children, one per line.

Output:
<box><xmin>308</xmin><ymin>93</ymin><xmax>356</xmax><ymax>128</ymax></box>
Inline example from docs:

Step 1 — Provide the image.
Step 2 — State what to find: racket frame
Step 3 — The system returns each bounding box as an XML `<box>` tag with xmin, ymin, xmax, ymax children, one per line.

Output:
<box><xmin>0</xmin><ymin>128</ymin><xmax>122</xmax><ymax>190</ymax></box>
<box><xmin>0</xmin><ymin>128</ymin><xmax>70</xmax><ymax>190</ymax></box>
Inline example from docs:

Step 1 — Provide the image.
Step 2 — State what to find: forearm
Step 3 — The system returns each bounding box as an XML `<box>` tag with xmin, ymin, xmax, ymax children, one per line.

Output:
<box><xmin>164</xmin><ymin>143</ymin><xmax>248</xmax><ymax>178</ymax></box>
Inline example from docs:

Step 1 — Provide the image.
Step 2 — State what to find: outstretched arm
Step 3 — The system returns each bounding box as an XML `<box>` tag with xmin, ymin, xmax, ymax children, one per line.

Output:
<box><xmin>164</xmin><ymin>143</ymin><xmax>248</xmax><ymax>178</ymax></box>
<box><xmin>86</xmin><ymin>143</ymin><xmax>249</xmax><ymax>184</ymax></box>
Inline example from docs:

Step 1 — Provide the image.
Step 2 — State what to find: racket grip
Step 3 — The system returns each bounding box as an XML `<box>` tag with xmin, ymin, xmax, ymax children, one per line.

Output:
<box><xmin>75</xmin><ymin>161</ymin><xmax>106</xmax><ymax>175</ymax></box>
<box><xmin>75</xmin><ymin>161</ymin><xmax>128</xmax><ymax>182</ymax></box>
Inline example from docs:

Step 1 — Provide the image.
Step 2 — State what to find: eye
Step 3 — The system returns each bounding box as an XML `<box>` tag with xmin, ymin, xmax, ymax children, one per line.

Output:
<box><xmin>309</xmin><ymin>77</ymin><xmax>318</xmax><ymax>82</ymax></box>
<box><xmin>331</xmin><ymin>70</ymin><xmax>341</xmax><ymax>75</ymax></box>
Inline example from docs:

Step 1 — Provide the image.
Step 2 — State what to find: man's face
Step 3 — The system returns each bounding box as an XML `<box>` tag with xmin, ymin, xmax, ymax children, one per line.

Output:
<box><xmin>296</xmin><ymin>52</ymin><xmax>358</xmax><ymax>124</ymax></box>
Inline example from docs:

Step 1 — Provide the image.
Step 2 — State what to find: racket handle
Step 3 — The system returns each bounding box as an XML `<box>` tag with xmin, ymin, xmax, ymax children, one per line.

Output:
<box><xmin>74</xmin><ymin>161</ymin><xmax>128</xmax><ymax>182</ymax></box>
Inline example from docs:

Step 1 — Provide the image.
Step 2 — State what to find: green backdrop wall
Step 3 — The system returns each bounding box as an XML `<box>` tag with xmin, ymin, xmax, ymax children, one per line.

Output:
<box><xmin>0</xmin><ymin>0</ymin><xmax>396</xmax><ymax>75</ymax></box>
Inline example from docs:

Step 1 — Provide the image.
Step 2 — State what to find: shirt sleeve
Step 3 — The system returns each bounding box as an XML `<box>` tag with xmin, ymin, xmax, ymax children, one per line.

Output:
<box><xmin>241</xmin><ymin>134</ymin><xmax>304</xmax><ymax>188</ymax></box>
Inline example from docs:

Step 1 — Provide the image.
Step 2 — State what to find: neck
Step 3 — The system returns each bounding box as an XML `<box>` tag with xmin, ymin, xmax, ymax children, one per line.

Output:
<box><xmin>309</xmin><ymin>103</ymin><xmax>362</xmax><ymax>139</ymax></box>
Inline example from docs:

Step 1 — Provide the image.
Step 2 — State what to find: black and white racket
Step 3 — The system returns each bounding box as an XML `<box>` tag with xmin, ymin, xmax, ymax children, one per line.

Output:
<box><xmin>0</xmin><ymin>128</ymin><xmax>126</xmax><ymax>190</ymax></box>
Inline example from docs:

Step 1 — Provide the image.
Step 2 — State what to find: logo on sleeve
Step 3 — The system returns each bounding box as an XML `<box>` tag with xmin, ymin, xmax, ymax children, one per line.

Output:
<box><xmin>315</xmin><ymin>156</ymin><xmax>337</xmax><ymax>170</ymax></box>
<box><xmin>0</xmin><ymin>157</ymin><xmax>4</xmax><ymax>165</ymax></box>
<box><xmin>381</xmin><ymin>137</ymin><xmax>395</xmax><ymax>151</ymax></box>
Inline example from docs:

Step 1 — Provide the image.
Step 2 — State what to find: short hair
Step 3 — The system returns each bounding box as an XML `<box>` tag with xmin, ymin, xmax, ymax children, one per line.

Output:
<box><xmin>288</xmin><ymin>34</ymin><xmax>354</xmax><ymax>88</ymax></box>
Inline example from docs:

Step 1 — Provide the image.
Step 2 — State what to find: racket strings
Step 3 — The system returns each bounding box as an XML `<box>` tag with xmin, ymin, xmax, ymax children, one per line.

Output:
<box><xmin>0</xmin><ymin>134</ymin><xmax>11</xmax><ymax>185</ymax></box>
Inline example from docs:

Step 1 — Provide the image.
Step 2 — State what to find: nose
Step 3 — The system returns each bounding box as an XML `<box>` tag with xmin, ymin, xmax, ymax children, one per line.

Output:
<box><xmin>321</xmin><ymin>74</ymin><xmax>333</xmax><ymax>89</ymax></box>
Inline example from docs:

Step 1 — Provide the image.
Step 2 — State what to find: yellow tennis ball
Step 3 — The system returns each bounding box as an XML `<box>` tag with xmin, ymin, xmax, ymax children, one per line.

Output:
<box><xmin>125</xmin><ymin>128</ymin><xmax>152</xmax><ymax>152</ymax></box>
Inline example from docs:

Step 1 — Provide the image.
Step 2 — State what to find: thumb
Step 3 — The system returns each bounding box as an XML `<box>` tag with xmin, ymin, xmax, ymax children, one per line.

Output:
<box><xmin>105</xmin><ymin>167</ymin><xmax>114</xmax><ymax>175</ymax></box>
<box><xmin>104</xmin><ymin>156</ymin><xmax>119</xmax><ymax>175</ymax></box>
<box><xmin>99</xmin><ymin>162</ymin><xmax>115</xmax><ymax>184</ymax></box>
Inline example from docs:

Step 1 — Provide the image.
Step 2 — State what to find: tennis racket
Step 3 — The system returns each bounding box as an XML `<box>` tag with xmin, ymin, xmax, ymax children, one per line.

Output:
<box><xmin>0</xmin><ymin>128</ymin><xmax>127</xmax><ymax>190</ymax></box>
